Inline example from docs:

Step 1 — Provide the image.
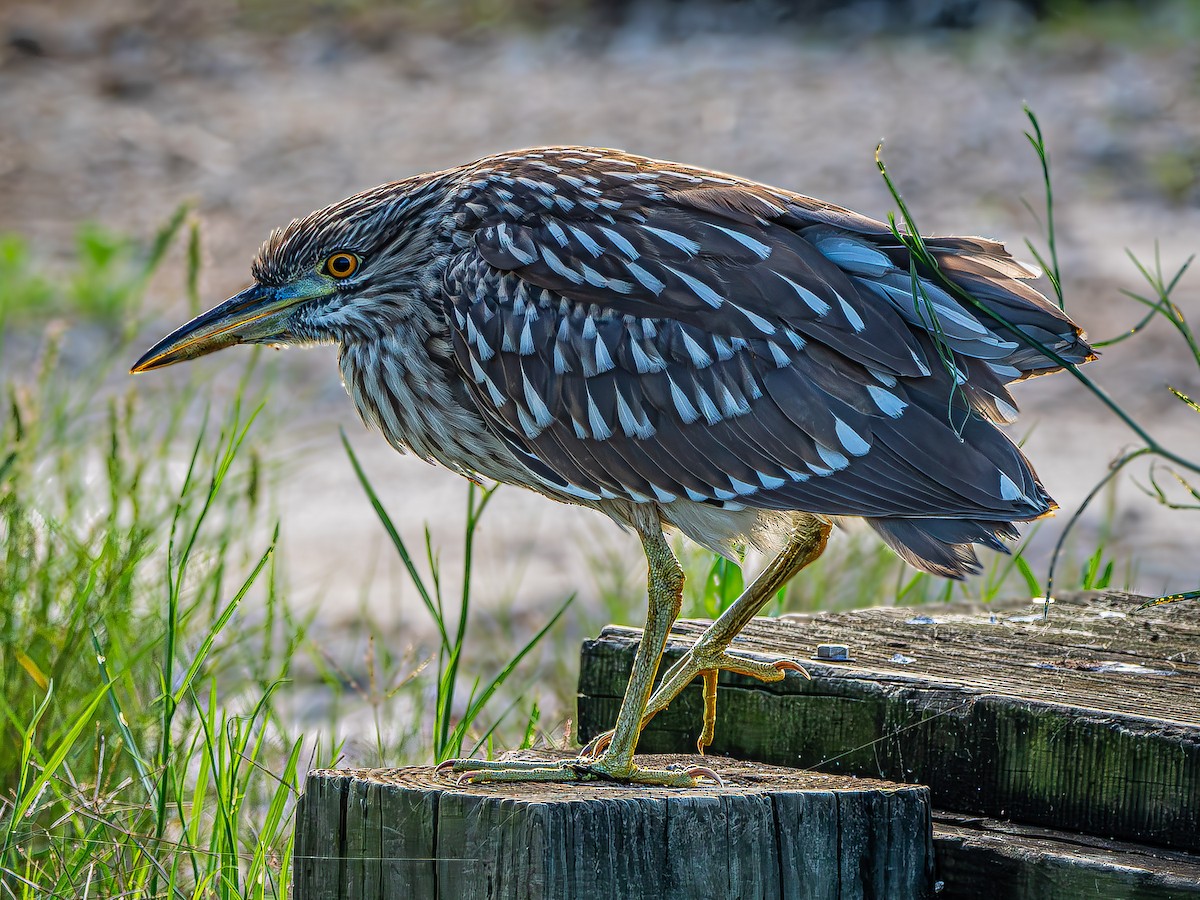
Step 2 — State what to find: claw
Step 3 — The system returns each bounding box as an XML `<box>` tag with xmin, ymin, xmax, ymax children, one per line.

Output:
<box><xmin>686</xmin><ymin>765</ymin><xmax>724</xmax><ymax>786</ymax></box>
<box><xmin>582</xmin><ymin>731</ymin><xmax>612</xmax><ymax>758</ymax></box>
<box><xmin>774</xmin><ymin>659</ymin><xmax>810</xmax><ymax>679</ymax></box>
<box><xmin>434</xmin><ymin>759</ymin><xmax>458</xmax><ymax>777</ymax></box>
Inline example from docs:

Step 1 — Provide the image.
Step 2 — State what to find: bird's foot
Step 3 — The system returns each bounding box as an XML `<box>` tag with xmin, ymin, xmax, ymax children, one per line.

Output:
<box><xmin>435</xmin><ymin>752</ymin><xmax>722</xmax><ymax>787</ymax></box>
<box><xmin>585</xmin><ymin>650</ymin><xmax>807</xmax><ymax>757</ymax></box>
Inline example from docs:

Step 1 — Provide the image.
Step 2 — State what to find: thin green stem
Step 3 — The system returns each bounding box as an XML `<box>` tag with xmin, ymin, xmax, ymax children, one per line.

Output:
<box><xmin>1022</xmin><ymin>107</ymin><xmax>1064</xmax><ymax>309</ymax></box>
<box><xmin>438</xmin><ymin>482</ymin><xmax>498</xmax><ymax>757</ymax></box>
<box><xmin>1044</xmin><ymin>448</ymin><xmax>1151</xmax><ymax>609</ymax></box>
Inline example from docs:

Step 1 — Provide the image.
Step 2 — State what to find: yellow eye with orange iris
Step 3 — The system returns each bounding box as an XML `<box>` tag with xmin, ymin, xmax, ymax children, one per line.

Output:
<box><xmin>323</xmin><ymin>252</ymin><xmax>359</xmax><ymax>279</ymax></box>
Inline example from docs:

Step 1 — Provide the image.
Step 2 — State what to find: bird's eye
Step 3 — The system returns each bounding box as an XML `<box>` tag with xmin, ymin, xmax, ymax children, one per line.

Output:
<box><xmin>323</xmin><ymin>252</ymin><xmax>359</xmax><ymax>279</ymax></box>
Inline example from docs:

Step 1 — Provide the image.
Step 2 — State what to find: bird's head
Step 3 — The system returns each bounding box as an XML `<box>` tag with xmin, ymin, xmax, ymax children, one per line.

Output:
<box><xmin>131</xmin><ymin>177</ymin><xmax>448</xmax><ymax>373</ymax></box>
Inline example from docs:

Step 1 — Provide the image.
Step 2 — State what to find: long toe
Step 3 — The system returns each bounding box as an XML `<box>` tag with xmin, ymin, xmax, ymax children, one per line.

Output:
<box><xmin>582</xmin><ymin>654</ymin><xmax>808</xmax><ymax>761</ymax></box>
<box><xmin>640</xmin><ymin>648</ymin><xmax>811</xmax><ymax>753</ymax></box>
<box><xmin>699</xmin><ymin>649</ymin><xmax>808</xmax><ymax>683</ymax></box>
<box><xmin>434</xmin><ymin>754</ymin><xmax>717</xmax><ymax>787</ymax></box>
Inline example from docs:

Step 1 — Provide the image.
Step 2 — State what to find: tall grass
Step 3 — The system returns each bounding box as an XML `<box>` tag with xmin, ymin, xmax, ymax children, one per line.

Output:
<box><xmin>0</xmin><ymin>213</ymin><xmax>572</xmax><ymax>897</ymax></box>
<box><xmin>0</xmin><ymin>221</ymin><xmax>313</xmax><ymax>898</ymax></box>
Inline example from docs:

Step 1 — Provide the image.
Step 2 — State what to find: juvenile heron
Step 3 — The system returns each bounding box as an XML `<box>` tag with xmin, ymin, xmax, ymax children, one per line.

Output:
<box><xmin>133</xmin><ymin>147</ymin><xmax>1093</xmax><ymax>786</ymax></box>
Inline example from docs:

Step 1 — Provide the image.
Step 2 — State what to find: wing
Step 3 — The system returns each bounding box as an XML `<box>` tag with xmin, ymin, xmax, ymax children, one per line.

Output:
<box><xmin>437</xmin><ymin>150</ymin><xmax>1065</xmax><ymax>523</ymax></box>
<box><xmin>449</xmin><ymin>148</ymin><xmax>1093</xmax><ymax>422</ymax></box>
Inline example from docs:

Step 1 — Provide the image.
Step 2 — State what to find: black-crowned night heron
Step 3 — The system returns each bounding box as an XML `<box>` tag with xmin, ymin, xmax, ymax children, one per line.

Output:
<box><xmin>133</xmin><ymin>147</ymin><xmax>1093</xmax><ymax>786</ymax></box>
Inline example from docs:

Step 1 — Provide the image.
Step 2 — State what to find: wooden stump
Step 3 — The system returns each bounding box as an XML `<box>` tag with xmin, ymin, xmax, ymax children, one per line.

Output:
<box><xmin>293</xmin><ymin>753</ymin><xmax>934</xmax><ymax>900</ymax></box>
<box><xmin>576</xmin><ymin>590</ymin><xmax>1200</xmax><ymax>897</ymax></box>
<box><xmin>579</xmin><ymin>591</ymin><xmax>1200</xmax><ymax>852</ymax></box>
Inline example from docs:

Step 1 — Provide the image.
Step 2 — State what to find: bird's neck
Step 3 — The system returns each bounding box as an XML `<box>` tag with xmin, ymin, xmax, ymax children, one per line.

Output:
<box><xmin>336</xmin><ymin>313</ymin><xmax>512</xmax><ymax>480</ymax></box>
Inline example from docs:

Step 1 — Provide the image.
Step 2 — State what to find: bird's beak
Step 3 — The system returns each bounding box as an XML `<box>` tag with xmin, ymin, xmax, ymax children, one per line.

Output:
<box><xmin>130</xmin><ymin>280</ymin><xmax>322</xmax><ymax>374</ymax></box>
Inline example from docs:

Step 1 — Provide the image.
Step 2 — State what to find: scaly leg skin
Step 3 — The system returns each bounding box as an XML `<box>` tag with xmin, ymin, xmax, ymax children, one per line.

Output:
<box><xmin>586</xmin><ymin>515</ymin><xmax>832</xmax><ymax>758</ymax></box>
<box><xmin>438</xmin><ymin>509</ymin><xmax>720</xmax><ymax>787</ymax></box>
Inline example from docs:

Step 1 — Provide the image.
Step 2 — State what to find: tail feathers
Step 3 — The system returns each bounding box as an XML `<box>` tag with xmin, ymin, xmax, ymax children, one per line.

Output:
<box><xmin>866</xmin><ymin>516</ymin><xmax>1021</xmax><ymax>579</ymax></box>
<box><xmin>928</xmin><ymin>241</ymin><xmax>1096</xmax><ymax>377</ymax></box>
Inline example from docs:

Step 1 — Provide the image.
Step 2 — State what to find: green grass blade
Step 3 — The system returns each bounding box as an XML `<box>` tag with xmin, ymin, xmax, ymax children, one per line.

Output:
<box><xmin>447</xmin><ymin>593</ymin><xmax>574</xmax><ymax>758</ymax></box>
<box><xmin>341</xmin><ymin>430</ymin><xmax>448</xmax><ymax>652</ymax></box>
<box><xmin>1015</xmin><ymin>556</ymin><xmax>1044</xmax><ymax>599</ymax></box>
<box><xmin>172</xmin><ymin>534</ymin><xmax>277</xmax><ymax>706</ymax></box>
<box><xmin>90</xmin><ymin>630</ymin><xmax>155</xmax><ymax>804</ymax></box>
<box><xmin>4</xmin><ymin>679</ymin><xmax>110</xmax><ymax>839</ymax></box>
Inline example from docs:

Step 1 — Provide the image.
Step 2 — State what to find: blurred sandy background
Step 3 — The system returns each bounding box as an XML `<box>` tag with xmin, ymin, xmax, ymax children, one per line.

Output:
<box><xmin>2</xmin><ymin>0</ymin><xmax>1198</xmax><ymax>632</ymax></box>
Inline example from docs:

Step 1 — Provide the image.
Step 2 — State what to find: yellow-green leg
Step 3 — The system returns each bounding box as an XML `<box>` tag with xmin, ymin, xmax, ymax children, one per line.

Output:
<box><xmin>439</xmin><ymin>509</ymin><xmax>718</xmax><ymax>786</ymax></box>
<box><xmin>587</xmin><ymin>515</ymin><xmax>831</xmax><ymax>757</ymax></box>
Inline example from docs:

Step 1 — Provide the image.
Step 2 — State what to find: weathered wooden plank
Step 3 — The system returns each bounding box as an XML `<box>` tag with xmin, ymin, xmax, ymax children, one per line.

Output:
<box><xmin>293</xmin><ymin>769</ymin><xmax>349</xmax><ymax>896</ymax></box>
<box><xmin>932</xmin><ymin>812</ymin><xmax>1200</xmax><ymax>899</ymax></box>
<box><xmin>352</xmin><ymin>777</ymin><xmax>385</xmax><ymax>899</ymax></box>
<box><xmin>292</xmin><ymin>753</ymin><xmax>934</xmax><ymax>899</ymax></box>
<box><xmin>393</xmin><ymin>780</ymin><xmax>440</xmax><ymax>894</ymax></box>
<box><xmin>576</xmin><ymin>591</ymin><xmax>1200</xmax><ymax>852</ymax></box>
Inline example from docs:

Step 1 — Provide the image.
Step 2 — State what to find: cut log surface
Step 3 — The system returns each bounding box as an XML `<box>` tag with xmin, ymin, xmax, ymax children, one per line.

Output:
<box><xmin>292</xmin><ymin>753</ymin><xmax>934</xmax><ymax>900</ymax></box>
<box><xmin>577</xmin><ymin>591</ymin><xmax>1200</xmax><ymax>855</ymax></box>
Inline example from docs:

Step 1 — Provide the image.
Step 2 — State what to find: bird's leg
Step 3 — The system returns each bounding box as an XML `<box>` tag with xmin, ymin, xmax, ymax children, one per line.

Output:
<box><xmin>586</xmin><ymin>515</ymin><xmax>831</xmax><ymax>757</ymax></box>
<box><xmin>439</xmin><ymin>511</ymin><xmax>718</xmax><ymax>786</ymax></box>
<box><xmin>576</xmin><ymin>518</ymin><xmax>698</xmax><ymax>780</ymax></box>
